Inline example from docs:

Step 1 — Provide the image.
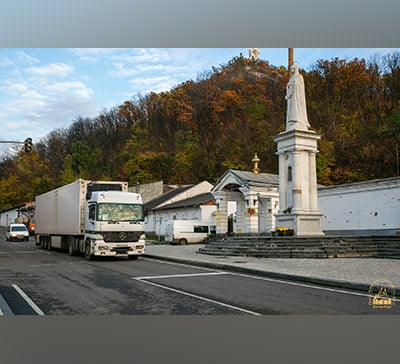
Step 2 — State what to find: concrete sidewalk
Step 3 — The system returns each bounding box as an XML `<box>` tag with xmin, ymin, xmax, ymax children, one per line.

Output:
<box><xmin>144</xmin><ymin>242</ymin><xmax>400</xmax><ymax>293</ymax></box>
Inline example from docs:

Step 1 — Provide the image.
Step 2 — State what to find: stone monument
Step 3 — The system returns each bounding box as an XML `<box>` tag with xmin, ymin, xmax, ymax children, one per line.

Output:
<box><xmin>249</xmin><ymin>48</ymin><xmax>260</xmax><ymax>61</ymax></box>
<box><xmin>273</xmin><ymin>63</ymin><xmax>324</xmax><ymax>236</ymax></box>
<box><xmin>285</xmin><ymin>64</ymin><xmax>311</xmax><ymax>131</ymax></box>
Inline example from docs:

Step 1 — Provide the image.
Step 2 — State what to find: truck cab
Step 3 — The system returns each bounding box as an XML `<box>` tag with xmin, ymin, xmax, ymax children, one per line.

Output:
<box><xmin>83</xmin><ymin>191</ymin><xmax>146</xmax><ymax>259</ymax></box>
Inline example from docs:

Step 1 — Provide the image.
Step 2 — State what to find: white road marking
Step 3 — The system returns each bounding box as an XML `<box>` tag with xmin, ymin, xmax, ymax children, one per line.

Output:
<box><xmin>136</xmin><ymin>272</ymin><xmax>228</xmax><ymax>280</ymax></box>
<box><xmin>230</xmin><ymin>272</ymin><xmax>400</xmax><ymax>302</ymax></box>
<box><xmin>142</xmin><ymin>257</ymin><xmax>399</xmax><ymax>302</ymax></box>
<box><xmin>12</xmin><ymin>284</ymin><xmax>45</xmax><ymax>315</ymax></box>
<box><xmin>135</xmin><ymin>277</ymin><xmax>262</xmax><ymax>315</ymax></box>
<box><xmin>143</xmin><ymin>257</ymin><xmax>219</xmax><ymax>272</ymax></box>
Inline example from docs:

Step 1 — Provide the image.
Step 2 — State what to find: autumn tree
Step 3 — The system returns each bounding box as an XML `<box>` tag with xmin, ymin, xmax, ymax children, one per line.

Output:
<box><xmin>305</xmin><ymin>56</ymin><xmax>397</xmax><ymax>183</ymax></box>
<box><xmin>0</xmin><ymin>150</ymin><xmax>53</xmax><ymax>209</ymax></box>
<box><xmin>2</xmin><ymin>52</ymin><xmax>400</xmax><ymax>208</ymax></box>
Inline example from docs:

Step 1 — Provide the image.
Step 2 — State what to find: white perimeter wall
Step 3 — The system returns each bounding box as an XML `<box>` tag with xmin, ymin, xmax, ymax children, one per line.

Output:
<box><xmin>318</xmin><ymin>178</ymin><xmax>400</xmax><ymax>234</ymax></box>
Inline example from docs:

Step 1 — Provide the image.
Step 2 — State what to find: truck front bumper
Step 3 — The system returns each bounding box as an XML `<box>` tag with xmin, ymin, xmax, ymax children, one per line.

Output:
<box><xmin>93</xmin><ymin>240</ymin><xmax>145</xmax><ymax>257</ymax></box>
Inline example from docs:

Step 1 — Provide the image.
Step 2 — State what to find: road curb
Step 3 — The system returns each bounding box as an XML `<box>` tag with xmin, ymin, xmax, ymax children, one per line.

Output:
<box><xmin>143</xmin><ymin>254</ymin><xmax>376</xmax><ymax>293</ymax></box>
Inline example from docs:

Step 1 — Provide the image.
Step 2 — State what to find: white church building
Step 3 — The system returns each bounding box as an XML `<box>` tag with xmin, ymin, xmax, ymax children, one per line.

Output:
<box><xmin>211</xmin><ymin>166</ymin><xmax>400</xmax><ymax>237</ymax></box>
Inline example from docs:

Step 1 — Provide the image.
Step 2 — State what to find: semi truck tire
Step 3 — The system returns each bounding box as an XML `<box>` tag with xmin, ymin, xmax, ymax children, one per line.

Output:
<box><xmin>68</xmin><ymin>236</ymin><xmax>76</xmax><ymax>256</ymax></box>
<box><xmin>84</xmin><ymin>239</ymin><xmax>93</xmax><ymax>261</ymax></box>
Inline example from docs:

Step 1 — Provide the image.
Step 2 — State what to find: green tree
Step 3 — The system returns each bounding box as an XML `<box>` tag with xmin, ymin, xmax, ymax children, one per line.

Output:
<box><xmin>61</xmin><ymin>141</ymin><xmax>101</xmax><ymax>183</ymax></box>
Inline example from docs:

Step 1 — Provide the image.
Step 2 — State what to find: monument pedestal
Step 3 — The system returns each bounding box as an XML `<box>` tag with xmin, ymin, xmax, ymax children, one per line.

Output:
<box><xmin>275</xmin><ymin>212</ymin><xmax>324</xmax><ymax>236</ymax></box>
<box><xmin>273</xmin><ymin>129</ymin><xmax>324</xmax><ymax>236</ymax></box>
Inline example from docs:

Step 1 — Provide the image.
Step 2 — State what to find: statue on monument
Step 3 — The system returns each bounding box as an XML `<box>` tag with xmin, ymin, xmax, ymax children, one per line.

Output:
<box><xmin>285</xmin><ymin>64</ymin><xmax>311</xmax><ymax>131</ymax></box>
<box><xmin>249</xmin><ymin>48</ymin><xmax>260</xmax><ymax>61</ymax></box>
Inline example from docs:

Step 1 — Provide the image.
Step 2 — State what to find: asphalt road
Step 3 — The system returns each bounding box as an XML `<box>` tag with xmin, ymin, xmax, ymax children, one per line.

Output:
<box><xmin>1</xmin><ymin>236</ymin><xmax>399</xmax><ymax>315</ymax></box>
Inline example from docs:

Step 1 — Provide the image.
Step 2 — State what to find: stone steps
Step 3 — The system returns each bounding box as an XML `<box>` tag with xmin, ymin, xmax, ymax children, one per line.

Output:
<box><xmin>198</xmin><ymin>235</ymin><xmax>400</xmax><ymax>259</ymax></box>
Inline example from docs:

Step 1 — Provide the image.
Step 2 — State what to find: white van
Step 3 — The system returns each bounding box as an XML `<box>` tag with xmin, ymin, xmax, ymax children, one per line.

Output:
<box><xmin>6</xmin><ymin>223</ymin><xmax>30</xmax><ymax>242</ymax></box>
<box><xmin>165</xmin><ymin>220</ymin><xmax>215</xmax><ymax>245</ymax></box>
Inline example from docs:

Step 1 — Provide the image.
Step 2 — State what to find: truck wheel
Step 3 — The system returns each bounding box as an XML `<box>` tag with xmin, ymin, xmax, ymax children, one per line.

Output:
<box><xmin>68</xmin><ymin>237</ymin><xmax>76</xmax><ymax>256</ymax></box>
<box><xmin>178</xmin><ymin>238</ymin><xmax>188</xmax><ymax>245</ymax></box>
<box><xmin>42</xmin><ymin>238</ymin><xmax>50</xmax><ymax>250</ymax></box>
<box><xmin>84</xmin><ymin>241</ymin><xmax>93</xmax><ymax>261</ymax></box>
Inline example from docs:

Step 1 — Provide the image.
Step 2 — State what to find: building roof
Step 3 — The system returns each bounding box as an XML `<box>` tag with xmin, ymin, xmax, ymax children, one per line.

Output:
<box><xmin>0</xmin><ymin>203</ymin><xmax>28</xmax><ymax>214</ymax></box>
<box><xmin>318</xmin><ymin>176</ymin><xmax>400</xmax><ymax>194</ymax></box>
<box><xmin>231</xmin><ymin>170</ymin><xmax>279</xmax><ymax>187</ymax></box>
<box><xmin>154</xmin><ymin>193</ymin><xmax>215</xmax><ymax>211</ymax></box>
<box><xmin>144</xmin><ymin>185</ymin><xmax>193</xmax><ymax>212</ymax></box>
<box><xmin>212</xmin><ymin>169</ymin><xmax>279</xmax><ymax>192</ymax></box>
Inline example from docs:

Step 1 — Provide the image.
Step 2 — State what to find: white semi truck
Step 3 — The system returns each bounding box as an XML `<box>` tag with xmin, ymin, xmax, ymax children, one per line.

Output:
<box><xmin>35</xmin><ymin>179</ymin><xmax>145</xmax><ymax>260</ymax></box>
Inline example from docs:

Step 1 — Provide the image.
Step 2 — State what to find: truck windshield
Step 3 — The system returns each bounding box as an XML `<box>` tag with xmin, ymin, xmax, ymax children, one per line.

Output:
<box><xmin>97</xmin><ymin>203</ymin><xmax>144</xmax><ymax>222</ymax></box>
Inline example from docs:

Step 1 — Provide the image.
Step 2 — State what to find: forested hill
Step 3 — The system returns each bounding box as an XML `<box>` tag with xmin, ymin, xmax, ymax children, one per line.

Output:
<box><xmin>1</xmin><ymin>52</ymin><xmax>400</xmax><ymax>209</ymax></box>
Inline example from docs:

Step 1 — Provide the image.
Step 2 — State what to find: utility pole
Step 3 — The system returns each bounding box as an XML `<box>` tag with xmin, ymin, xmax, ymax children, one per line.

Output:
<box><xmin>288</xmin><ymin>48</ymin><xmax>294</xmax><ymax>70</ymax></box>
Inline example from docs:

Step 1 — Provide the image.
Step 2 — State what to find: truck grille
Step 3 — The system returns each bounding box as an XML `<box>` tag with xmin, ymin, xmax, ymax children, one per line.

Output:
<box><xmin>102</xmin><ymin>231</ymin><xmax>142</xmax><ymax>242</ymax></box>
<box><xmin>111</xmin><ymin>247</ymin><xmax>130</xmax><ymax>254</ymax></box>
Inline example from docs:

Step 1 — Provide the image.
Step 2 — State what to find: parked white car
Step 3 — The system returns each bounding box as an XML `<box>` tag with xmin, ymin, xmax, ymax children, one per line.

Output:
<box><xmin>6</xmin><ymin>223</ymin><xmax>29</xmax><ymax>242</ymax></box>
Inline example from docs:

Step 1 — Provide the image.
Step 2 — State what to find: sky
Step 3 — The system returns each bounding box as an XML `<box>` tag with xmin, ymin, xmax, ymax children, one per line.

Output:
<box><xmin>0</xmin><ymin>48</ymin><xmax>399</xmax><ymax>157</ymax></box>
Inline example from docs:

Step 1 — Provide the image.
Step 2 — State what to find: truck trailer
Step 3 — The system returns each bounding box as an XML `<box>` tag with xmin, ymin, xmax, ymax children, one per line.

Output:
<box><xmin>35</xmin><ymin>179</ymin><xmax>145</xmax><ymax>260</ymax></box>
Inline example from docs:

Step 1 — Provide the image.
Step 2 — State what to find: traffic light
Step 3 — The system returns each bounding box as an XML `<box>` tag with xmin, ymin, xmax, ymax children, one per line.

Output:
<box><xmin>24</xmin><ymin>138</ymin><xmax>33</xmax><ymax>152</ymax></box>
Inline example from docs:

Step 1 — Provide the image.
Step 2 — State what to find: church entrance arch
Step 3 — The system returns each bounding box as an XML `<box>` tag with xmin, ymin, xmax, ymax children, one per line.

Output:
<box><xmin>211</xmin><ymin>169</ymin><xmax>279</xmax><ymax>236</ymax></box>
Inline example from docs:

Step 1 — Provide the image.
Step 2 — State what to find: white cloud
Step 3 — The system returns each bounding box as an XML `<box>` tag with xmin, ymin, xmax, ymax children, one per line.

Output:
<box><xmin>44</xmin><ymin>81</ymin><xmax>94</xmax><ymax>99</ymax></box>
<box><xmin>27</xmin><ymin>63</ymin><xmax>74</xmax><ymax>77</ymax></box>
<box><xmin>8</xmin><ymin>83</ymin><xmax>45</xmax><ymax>100</ymax></box>
<box><xmin>70</xmin><ymin>48</ymin><xmax>122</xmax><ymax>63</ymax></box>
<box><xmin>113</xmin><ymin>49</ymin><xmax>173</xmax><ymax>63</ymax></box>
<box><xmin>105</xmin><ymin>49</ymin><xmax>194</xmax><ymax>97</ymax></box>
<box><xmin>0</xmin><ymin>57</ymin><xmax>97</xmax><ymax>147</ymax></box>
<box><xmin>129</xmin><ymin>75</ymin><xmax>178</xmax><ymax>94</ymax></box>
<box><xmin>16</xmin><ymin>51</ymin><xmax>39</xmax><ymax>65</ymax></box>
<box><xmin>0</xmin><ymin>55</ymin><xmax>14</xmax><ymax>67</ymax></box>
<box><xmin>110</xmin><ymin>62</ymin><xmax>189</xmax><ymax>78</ymax></box>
